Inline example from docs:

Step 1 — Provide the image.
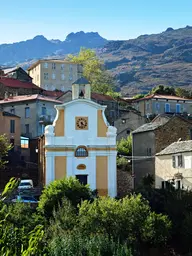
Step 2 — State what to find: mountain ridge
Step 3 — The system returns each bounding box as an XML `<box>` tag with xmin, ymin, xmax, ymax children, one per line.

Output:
<box><xmin>0</xmin><ymin>26</ymin><xmax>191</xmax><ymax>95</ymax></box>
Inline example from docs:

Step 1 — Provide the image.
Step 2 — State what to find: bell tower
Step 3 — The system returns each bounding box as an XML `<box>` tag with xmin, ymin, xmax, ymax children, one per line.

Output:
<box><xmin>72</xmin><ymin>77</ymin><xmax>91</xmax><ymax>100</ymax></box>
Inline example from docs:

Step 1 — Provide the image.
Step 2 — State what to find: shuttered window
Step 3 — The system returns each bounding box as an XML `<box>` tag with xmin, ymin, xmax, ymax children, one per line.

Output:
<box><xmin>172</xmin><ymin>156</ymin><xmax>176</xmax><ymax>168</ymax></box>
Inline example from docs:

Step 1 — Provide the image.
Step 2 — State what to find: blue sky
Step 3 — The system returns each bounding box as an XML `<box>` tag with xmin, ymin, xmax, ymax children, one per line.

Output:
<box><xmin>1</xmin><ymin>0</ymin><xmax>192</xmax><ymax>43</ymax></box>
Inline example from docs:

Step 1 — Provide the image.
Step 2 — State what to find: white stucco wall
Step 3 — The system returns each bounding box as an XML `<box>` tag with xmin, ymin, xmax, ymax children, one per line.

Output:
<box><xmin>155</xmin><ymin>152</ymin><xmax>192</xmax><ymax>190</ymax></box>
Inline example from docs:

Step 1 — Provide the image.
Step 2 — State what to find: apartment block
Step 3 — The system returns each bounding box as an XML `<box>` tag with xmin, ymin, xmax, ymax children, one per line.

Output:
<box><xmin>27</xmin><ymin>59</ymin><xmax>83</xmax><ymax>92</ymax></box>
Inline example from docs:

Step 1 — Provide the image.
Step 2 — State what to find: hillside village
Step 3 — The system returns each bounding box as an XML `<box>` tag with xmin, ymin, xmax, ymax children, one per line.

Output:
<box><xmin>0</xmin><ymin>56</ymin><xmax>192</xmax><ymax>191</ymax></box>
<box><xmin>0</xmin><ymin>51</ymin><xmax>192</xmax><ymax>255</ymax></box>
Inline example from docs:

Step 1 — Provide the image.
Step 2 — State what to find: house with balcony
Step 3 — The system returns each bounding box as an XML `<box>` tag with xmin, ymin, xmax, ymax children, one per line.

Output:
<box><xmin>155</xmin><ymin>140</ymin><xmax>192</xmax><ymax>190</ymax></box>
<box><xmin>0</xmin><ymin>95</ymin><xmax>62</xmax><ymax>138</ymax></box>
<box><xmin>133</xmin><ymin>94</ymin><xmax>192</xmax><ymax>117</ymax></box>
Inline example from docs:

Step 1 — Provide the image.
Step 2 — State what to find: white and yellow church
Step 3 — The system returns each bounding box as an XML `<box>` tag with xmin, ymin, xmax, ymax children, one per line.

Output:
<box><xmin>44</xmin><ymin>77</ymin><xmax>117</xmax><ymax>197</ymax></box>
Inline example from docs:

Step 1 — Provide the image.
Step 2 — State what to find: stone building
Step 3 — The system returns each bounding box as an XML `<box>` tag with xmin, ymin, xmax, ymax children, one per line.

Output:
<box><xmin>132</xmin><ymin>114</ymin><xmax>192</xmax><ymax>188</ymax></box>
<box><xmin>0</xmin><ymin>95</ymin><xmax>62</xmax><ymax>138</ymax></box>
<box><xmin>0</xmin><ymin>77</ymin><xmax>42</xmax><ymax>99</ymax></box>
<box><xmin>42</xmin><ymin>77</ymin><xmax>117</xmax><ymax>197</ymax></box>
<box><xmin>114</xmin><ymin>109</ymin><xmax>147</xmax><ymax>141</ymax></box>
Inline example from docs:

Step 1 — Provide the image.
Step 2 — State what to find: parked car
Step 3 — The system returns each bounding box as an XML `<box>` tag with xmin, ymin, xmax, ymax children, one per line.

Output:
<box><xmin>11</xmin><ymin>195</ymin><xmax>38</xmax><ymax>204</ymax></box>
<box><xmin>18</xmin><ymin>179</ymin><xmax>34</xmax><ymax>191</ymax></box>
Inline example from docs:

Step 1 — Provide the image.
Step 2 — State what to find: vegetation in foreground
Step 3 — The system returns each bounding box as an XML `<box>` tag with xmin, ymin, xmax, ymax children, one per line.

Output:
<box><xmin>0</xmin><ymin>177</ymin><xmax>172</xmax><ymax>256</ymax></box>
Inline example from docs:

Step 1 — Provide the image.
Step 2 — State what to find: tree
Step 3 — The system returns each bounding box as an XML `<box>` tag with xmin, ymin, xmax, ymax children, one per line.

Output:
<box><xmin>0</xmin><ymin>134</ymin><xmax>13</xmax><ymax>168</ymax></box>
<box><xmin>38</xmin><ymin>177</ymin><xmax>93</xmax><ymax>218</ymax></box>
<box><xmin>67</xmin><ymin>48</ymin><xmax>115</xmax><ymax>95</ymax></box>
<box><xmin>78</xmin><ymin>195</ymin><xmax>171</xmax><ymax>251</ymax></box>
<box><xmin>117</xmin><ymin>135</ymin><xmax>132</xmax><ymax>156</ymax></box>
<box><xmin>133</xmin><ymin>94</ymin><xmax>145</xmax><ymax>99</ymax></box>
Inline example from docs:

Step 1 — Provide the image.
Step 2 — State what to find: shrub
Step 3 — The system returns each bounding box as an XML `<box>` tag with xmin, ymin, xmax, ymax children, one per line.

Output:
<box><xmin>78</xmin><ymin>194</ymin><xmax>171</xmax><ymax>250</ymax></box>
<box><xmin>49</xmin><ymin>232</ymin><xmax>132</xmax><ymax>256</ymax></box>
<box><xmin>38</xmin><ymin>177</ymin><xmax>93</xmax><ymax>218</ymax></box>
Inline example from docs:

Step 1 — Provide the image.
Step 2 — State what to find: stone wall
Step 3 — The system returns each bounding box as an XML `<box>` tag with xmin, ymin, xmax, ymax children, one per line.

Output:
<box><xmin>155</xmin><ymin>116</ymin><xmax>192</xmax><ymax>154</ymax></box>
<box><xmin>115</xmin><ymin>110</ymin><xmax>146</xmax><ymax>141</ymax></box>
<box><xmin>117</xmin><ymin>168</ymin><xmax>133</xmax><ymax>197</ymax></box>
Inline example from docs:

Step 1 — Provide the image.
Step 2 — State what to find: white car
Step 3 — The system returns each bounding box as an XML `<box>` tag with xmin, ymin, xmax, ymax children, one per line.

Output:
<box><xmin>18</xmin><ymin>179</ymin><xmax>34</xmax><ymax>191</ymax></box>
<box><xmin>12</xmin><ymin>195</ymin><xmax>38</xmax><ymax>203</ymax></box>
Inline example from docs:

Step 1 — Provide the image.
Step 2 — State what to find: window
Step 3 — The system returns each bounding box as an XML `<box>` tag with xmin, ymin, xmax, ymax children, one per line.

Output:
<box><xmin>42</xmin><ymin>107</ymin><xmax>46</xmax><ymax>115</ymax></box>
<box><xmin>52</xmin><ymin>73</ymin><xmax>56</xmax><ymax>80</ymax></box>
<box><xmin>61</xmin><ymin>74</ymin><xmax>65</xmax><ymax>80</ymax></box>
<box><xmin>44</xmin><ymin>62</ymin><xmax>48</xmax><ymax>68</ymax></box>
<box><xmin>25</xmin><ymin>107</ymin><xmax>30</xmax><ymax>118</ymax></box>
<box><xmin>127</xmin><ymin>129</ymin><xmax>131</xmax><ymax>135</ymax></box>
<box><xmin>61</xmin><ymin>64</ymin><xmax>65</xmax><ymax>70</ymax></box>
<box><xmin>110</xmin><ymin>110</ymin><xmax>115</xmax><ymax>118</ymax></box>
<box><xmin>21</xmin><ymin>137</ymin><xmax>29</xmax><ymax>149</ymax></box>
<box><xmin>10</xmin><ymin>108</ymin><xmax>15</xmax><ymax>114</ymax></box>
<box><xmin>75</xmin><ymin>146</ymin><xmax>88</xmax><ymax>157</ymax></box>
<box><xmin>25</xmin><ymin>124</ymin><xmax>29</xmax><ymax>134</ymax></box>
<box><xmin>69</xmin><ymin>64</ymin><xmax>73</xmax><ymax>71</ymax></box>
<box><xmin>176</xmin><ymin>180</ymin><xmax>181</xmax><ymax>190</ymax></box>
<box><xmin>178</xmin><ymin>155</ymin><xmax>183</xmax><ymax>167</ymax></box>
<box><xmin>176</xmin><ymin>104</ymin><xmax>181</xmax><ymax>113</ymax></box>
<box><xmin>52</xmin><ymin>85</ymin><xmax>55</xmax><ymax>90</ymax></box>
<box><xmin>172</xmin><ymin>155</ymin><xmax>183</xmax><ymax>168</ymax></box>
<box><xmin>172</xmin><ymin>156</ymin><xmax>176</xmax><ymax>168</ymax></box>
<box><xmin>165</xmin><ymin>103</ymin><xmax>170</xmax><ymax>113</ymax></box>
<box><xmin>69</xmin><ymin>75</ymin><xmax>73</xmax><ymax>81</ymax></box>
<box><xmin>147</xmin><ymin>148</ymin><xmax>152</xmax><ymax>156</ymax></box>
<box><xmin>76</xmin><ymin>175</ymin><xmax>88</xmax><ymax>185</ymax></box>
<box><xmin>146</xmin><ymin>102</ymin><xmax>150</xmax><ymax>111</ymax></box>
<box><xmin>10</xmin><ymin>120</ymin><xmax>15</xmax><ymax>133</ymax></box>
<box><xmin>44</xmin><ymin>73</ymin><xmax>49</xmax><ymax>80</ymax></box>
<box><xmin>61</xmin><ymin>85</ymin><xmax>65</xmax><ymax>92</ymax></box>
<box><xmin>52</xmin><ymin>63</ymin><xmax>56</xmax><ymax>69</ymax></box>
<box><xmin>155</xmin><ymin>102</ymin><xmax>160</xmax><ymax>110</ymax></box>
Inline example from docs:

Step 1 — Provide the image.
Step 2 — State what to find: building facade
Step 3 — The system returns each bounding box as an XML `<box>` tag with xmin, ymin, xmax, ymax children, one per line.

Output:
<box><xmin>155</xmin><ymin>140</ymin><xmax>192</xmax><ymax>190</ymax></box>
<box><xmin>132</xmin><ymin>114</ymin><xmax>192</xmax><ymax>188</ymax></box>
<box><xmin>0</xmin><ymin>77</ymin><xmax>42</xmax><ymax>99</ymax></box>
<box><xmin>28</xmin><ymin>60</ymin><xmax>83</xmax><ymax>92</ymax></box>
<box><xmin>0</xmin><ymin>111</ymin><xmax>21</xmax><ymax>152</ymax></box>
<box><xmin>0</xmin><ymin>95</ymin><xmax>62</xmax><ymax>138</ymax></box>
<box><xmin>3</xmin><ymin>67</ymin><xmax>32</xmax><ymax>83</ymax></box>
<box><xmin>114</xmin><ymin>109</ymin><xmax>147</xmax><ymax>141</ymax></box>
<box><xmin>57</xmin><ymin>90</ymin><xmax>120</xmax><ymax>125</ymax></box>
<box><xmin>43</xmin><ymin>77</ymin><xmax>117</xmax><ymax>197</ymax></box>
<box><xmin>133</xmin><ymin>94</ymin><xmax>192</xmax><ymax>117</ymax></box>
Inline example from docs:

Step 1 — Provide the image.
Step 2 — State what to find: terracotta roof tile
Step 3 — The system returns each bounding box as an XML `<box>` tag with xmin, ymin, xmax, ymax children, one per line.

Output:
<box><xmin>0</xmin><ymin>77</ymin><xmax>41</xmax><ymax>90</ymax></box>
<box><xmin>42</xmin><ymin>90</ymin><xmax>65</xmax><ymax>98</ymax></box>
<box><xmin>133</xmin><ymin>94</ymin><xmax>191</xmax><ymax>102</ymax></box>
<box><xmin>0</xmin><ymin>94</ymin><xmax>62</xmax><ymax>104</ymax></box>
<box><xmin>91</xmin><ymin>92</ymin><xmax>114</xmax><ymax>101</ymax></box>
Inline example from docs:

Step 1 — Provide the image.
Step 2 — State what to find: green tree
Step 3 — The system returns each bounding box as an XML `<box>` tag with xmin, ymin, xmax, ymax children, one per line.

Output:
<box><xmin>67</xmin><ymin>48</ymin><xmax>115</xmax><ymax>95</ymax></box>
<box><xmin>133</xmin><ymin>94</ymin><xmax>145</xmax><ymax>99</ymax></box>
<box><xmin>38</xmin><ymin>177</ymin><xmax>93</xmax><ymax>218</ymax></box>
<box><xmin>78</xmin><ymin>195</ymin><xmax>171</xmax><ymax>251</ymax></box>
<box><xmin>0</xmin><ymin>134</ymin><xmax>13</xmax><ymax>168</ymax></box>
<box><xmin>117</xmin><ymin>135</ymin><xmax>132</xmax><ymax>156</ymax></box>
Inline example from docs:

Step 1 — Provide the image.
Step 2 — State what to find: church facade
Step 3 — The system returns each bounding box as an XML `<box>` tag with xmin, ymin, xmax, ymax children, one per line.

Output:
<box><xmin>44</xmin><ymin>77</ymin><xmax>117</xmax><ymax>197</ymax></box>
